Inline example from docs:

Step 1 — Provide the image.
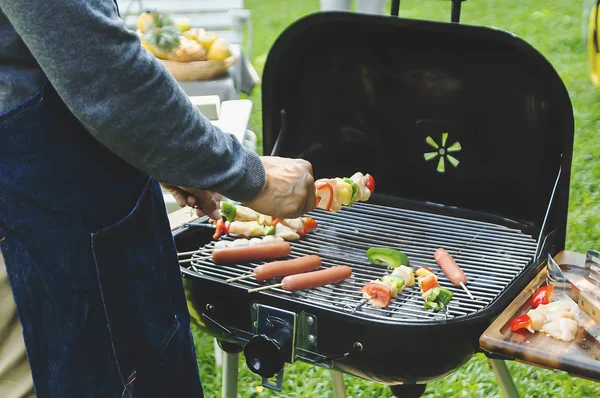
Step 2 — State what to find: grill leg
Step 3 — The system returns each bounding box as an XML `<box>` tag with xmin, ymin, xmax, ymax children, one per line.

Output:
<box><xmin>214</xmin><ymin>338</ymin><xmax>223</xmax><ymax>368</ymax></box>
<box><xmin>489</xmin><ymin>359</ymin><xmax>520</xmax><ymax>398</ymax></box>
<box><xmin>330</xmin><ymin>370</ymin><xmax>347</xmax><ymax>398</ymax></box>
<box><xmin>222</xmin><ymin>351</ymin><xmax>239</xmax><ymax>398</ymax></box>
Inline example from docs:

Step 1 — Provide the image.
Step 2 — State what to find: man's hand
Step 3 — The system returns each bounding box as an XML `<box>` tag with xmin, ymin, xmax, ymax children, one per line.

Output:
<box><xmin>161</xmin><ymin>184</ymin><xmax>221</xmax><ymax>220</ymax></box>
<box><xmin>243</xmin><ymin>157</ymin><xmax>316</xmax><ymax>219</ymax></box>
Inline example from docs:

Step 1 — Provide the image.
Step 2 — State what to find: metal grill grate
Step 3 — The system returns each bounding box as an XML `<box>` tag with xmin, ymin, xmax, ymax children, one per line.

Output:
<box><xmin>181</xmin><ymin>202</ymin><xmax>538</xmax><ymax>323</ymax></box>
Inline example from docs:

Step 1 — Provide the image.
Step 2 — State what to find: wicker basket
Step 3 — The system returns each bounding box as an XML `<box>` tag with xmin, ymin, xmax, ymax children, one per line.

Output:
<box><xmin>159</xmin><ymin>56</ymin><xmax>236</xmax><ymax>81</ymax></box>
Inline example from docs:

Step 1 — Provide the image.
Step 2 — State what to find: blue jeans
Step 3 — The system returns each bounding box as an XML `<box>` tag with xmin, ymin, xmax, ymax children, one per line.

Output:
<box><xmin>0</xmin><ymin>83</ymin><xmax>204</xmax><ymax>397</ymax></box>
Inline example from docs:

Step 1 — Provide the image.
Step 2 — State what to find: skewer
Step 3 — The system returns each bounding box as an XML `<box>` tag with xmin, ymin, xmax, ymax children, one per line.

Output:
<box><xmin>352</xmin><ymin>298</ymin><xmax>368</xmax><ymax>314</ymax></box>
<box><xmin>460</xmin><ymin>281</ymin><xmax>475</xmax><ymax>300</ymax></box>
<box><xmin>226</xmin><ymin>273</ymin><xmax>254</xmax><ymax>283</ymax></box>
<box><xmin>179</xmin><ymin>256</ymin><xmax>211</xmax><ymax>264</ymax></box>
<box><xmin>177</xmin><ymin>249</ymin><xmax>210</xmax><ymax>257</ymax></box>
<box><xmin>248</xmin><ymin>283</ymin><xmax>283</xmax><ymax>293</ymax></box>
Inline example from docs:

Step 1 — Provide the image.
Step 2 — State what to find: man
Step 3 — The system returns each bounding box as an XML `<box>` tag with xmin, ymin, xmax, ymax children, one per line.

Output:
<box><xmin>0</xmin><ymin>0</ymin><xmax>315</xmax><ymax>397</ymax></box>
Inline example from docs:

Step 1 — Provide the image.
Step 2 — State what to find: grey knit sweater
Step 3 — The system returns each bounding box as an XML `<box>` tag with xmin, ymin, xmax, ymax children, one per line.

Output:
<box><xmin>0</xmin><ymin>1</ymin><xmax>266</xmax><ymax>202</ymax></box>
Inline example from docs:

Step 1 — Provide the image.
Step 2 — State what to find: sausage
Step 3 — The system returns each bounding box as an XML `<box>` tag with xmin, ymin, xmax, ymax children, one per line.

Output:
<box><xmin>253</xmin><ymin>255</ymin><xmax>321</xmax><ymax>281</ymax></box>
<box><xmin>434</xmin><ymin>248</ymin><xmax>467</xmax><ymax>286</ymax></box>
<box><xmin>281</xmin><ymin>265</ymin><xmax>352</xmax><ymax>291</ymax></box>
<box><xmin>212</xmin><ymin>242</ymin><xmax>291</xmax><ymax>265</ymax></box>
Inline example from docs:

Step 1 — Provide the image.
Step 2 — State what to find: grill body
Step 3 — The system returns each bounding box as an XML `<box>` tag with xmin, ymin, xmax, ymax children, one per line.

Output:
<box><xmin>177</xmin><ymin>197</ymin><xmax>543</xmax><ymax>383</ymax></box>
<box><xmin>177</xmin><ymin>11</ymin><xmax>574</xmax><ymax>386</ymax></box>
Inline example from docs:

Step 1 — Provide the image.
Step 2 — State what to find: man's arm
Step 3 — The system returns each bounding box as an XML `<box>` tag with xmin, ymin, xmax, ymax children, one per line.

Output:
<box><xmin>0</xmin><ymin>0</ymin><xmax>265</xmax><ymax>202</ymax></box>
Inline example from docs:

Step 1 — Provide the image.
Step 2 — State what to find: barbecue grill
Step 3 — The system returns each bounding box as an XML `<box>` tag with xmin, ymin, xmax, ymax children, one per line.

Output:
<box><xmin>174</xmin><ymin>3</ymin><xmax>574</xmax><ymax>397</ymax></box>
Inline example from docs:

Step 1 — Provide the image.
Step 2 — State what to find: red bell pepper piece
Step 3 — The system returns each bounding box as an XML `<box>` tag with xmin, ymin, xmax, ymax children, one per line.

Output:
<box><xmin>213</xmin><ymin>219</ymin><xmax>224</xmax><ymax>240</ymax></box>
<box><xmin>510</xmin><ymin>313</ymin><xmax>532</xmax><ymax>332</ymax></box>
<box><xmin>315</xmin><ymin>181</ymin><xmax>334</xmax><ymax>211</ymax></box>
<box><xmin>531</xmin><ymin>284</ymin><xmax>554</xmax><ymax>308</ymax></box>
<box><xmin>224</xmin><ymin>221</ymin><xmax>230</xmax><ymax>235</ymax></box>
<box><xmin>272</xmin><ymin>218</ymin><xmax>281</xmax><ymax>226</ymax></box>
<box><xmin>365</xmin><ymin>174</ymin><xmax>375</xmax><ymax>193</ymax></box>
<box><xmin>297</xmin><ymin>228</ymin><xmax>307</xmax><ymax>237</ymax></box>
<box><xmin>420</xmin><ymin>275</ymin><xmax>440</xmax><ymax>293</ymax></box>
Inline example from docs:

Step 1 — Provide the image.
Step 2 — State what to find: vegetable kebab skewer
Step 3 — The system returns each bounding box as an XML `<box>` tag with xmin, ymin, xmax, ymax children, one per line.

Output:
<box><xmin>361</xmin><ymin>248</ymin><xmax>415</xmax><ymax>309</ymax></box>
<box><xmin>212</xmin><ymin>202</ymin><xmax>318</xmax><ymax>241</ymax></box>
<box><xmin>415</xmin><ymin>267</ymin><xmax>454</xmax><ymax>311</ymax></box>
<box><xmin>315</xmin><ymin>172</ymin><xmax>375</xmax><ymax>212</ymax></box>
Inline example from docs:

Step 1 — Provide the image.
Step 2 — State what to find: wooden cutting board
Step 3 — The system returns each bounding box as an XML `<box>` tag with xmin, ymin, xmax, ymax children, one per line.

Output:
<box><xmin>480</xmin><ymin>251</ymin><xmax>600</xmax><ymax>382</ymax></box>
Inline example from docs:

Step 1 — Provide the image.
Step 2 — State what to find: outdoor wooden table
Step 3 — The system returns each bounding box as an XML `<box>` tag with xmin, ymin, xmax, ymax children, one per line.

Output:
<box><xmin>480</xmin><ymin>251</ymin><xmax>600</xmax><ymax>396</ymax></box>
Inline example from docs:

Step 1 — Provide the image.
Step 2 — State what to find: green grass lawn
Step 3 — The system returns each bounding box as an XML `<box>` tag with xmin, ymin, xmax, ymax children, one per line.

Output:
<box><xmin>191</xmin><ymin>0</ymin><xmax>600</xmax><ymax>396</ymax></box>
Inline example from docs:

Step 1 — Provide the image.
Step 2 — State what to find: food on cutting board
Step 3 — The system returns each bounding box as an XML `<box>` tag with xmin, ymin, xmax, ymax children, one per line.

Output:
<box><xmin>315</xmin><ymin>172</ymin><xmax>375</xmax><ymax>212</ymax></box>
<box><xmin>531</xmin><ymin>284</ymin><xmax>554</xmax><ymax>307</ymax></box>
<box><xmin>510</xmin><ymin>284</ymin><xmax>581</xmax><ymax>342</ymax></box>
<box><xmin>212</xmin><ymin>242</ymin><xmax>291</xmax><ymax>265</ymax></box>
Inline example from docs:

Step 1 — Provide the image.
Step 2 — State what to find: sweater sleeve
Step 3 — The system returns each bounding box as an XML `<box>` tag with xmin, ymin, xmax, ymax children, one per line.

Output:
<box><xmin>0</xmin><ymin>0</ymin><xmax>266</xmax><ymax>202</ymax></box>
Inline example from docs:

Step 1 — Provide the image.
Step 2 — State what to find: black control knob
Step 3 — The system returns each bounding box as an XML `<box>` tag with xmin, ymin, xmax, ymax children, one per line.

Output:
<box><xmin>244</xmin><ymin>334</ymin><xmax>285</xmax><ymax>378</ymax></box>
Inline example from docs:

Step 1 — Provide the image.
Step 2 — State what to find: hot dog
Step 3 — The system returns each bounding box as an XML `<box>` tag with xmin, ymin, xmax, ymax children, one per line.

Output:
<box><xmin>253</xmin><ymin>255</ymin><xmax>322</xmax><ymax>281</ymax></box>
<box><xmin>212</xmin><ymin>242</ymin><xmax>291</xmax><ymax>265</ymax></box>
<box><xmin>281</xmin><ymin>266</ymin><xmax>352</xmax><ymax>291</ymax></box>
<box><xmin>434</xmin><ymin>248</ymin><xmax>467</xmax><ymax>286</ymax></box>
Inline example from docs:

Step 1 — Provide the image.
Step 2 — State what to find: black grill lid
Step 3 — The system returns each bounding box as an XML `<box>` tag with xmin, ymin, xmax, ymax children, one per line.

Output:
<box><xmin>262</xmin><ymin>12</ymin><xmax>573</xmax><ymax>248</ymax></box>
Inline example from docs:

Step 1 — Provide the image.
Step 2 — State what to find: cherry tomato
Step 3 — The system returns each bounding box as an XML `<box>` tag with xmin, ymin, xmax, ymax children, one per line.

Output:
<box><xmin>365</xmin><ymin>174</ymin><xmax>375</xmax><ymax>193</ymax></box>
<box><xmin>361</xmin><ymin>282</ymin><xmax>392</xmax><ymax>308</ymax></box>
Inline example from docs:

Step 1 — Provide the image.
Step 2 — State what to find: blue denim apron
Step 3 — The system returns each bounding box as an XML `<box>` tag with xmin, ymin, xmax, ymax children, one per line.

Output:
<box><xmin>0</xmin><ymin>82</ymin><xmax>204</xmax><ymax>397</ymax></box>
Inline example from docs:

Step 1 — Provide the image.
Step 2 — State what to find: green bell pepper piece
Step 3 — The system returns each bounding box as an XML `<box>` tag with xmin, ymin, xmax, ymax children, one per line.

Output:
<box><xmin>435</xmin><ymin>287</ymin><xmax>454</xmax><ymax>307</ymax></box>
<box><xmin>263</xmin><ymin>225</ymin><xmax>276</xmax><ymax>235</ymax></box>
<box><xmin>423</xmin><ymin>301</ymin><xmax>442</xmax><ymax>311</ymax></box>
<box><xmin>424</xmin><ymin>287</ymin><xmax>454</xmax><ymax>311</ymax></box>
<box><xmin>220</xmin><ymin>202</ymin><xmax>237</xmax><ymax>222</ymax></box>
<box><xmin>366</xmin><ymin>248</ymin><xmax>410</xmax><ymax>269</ymax></box>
